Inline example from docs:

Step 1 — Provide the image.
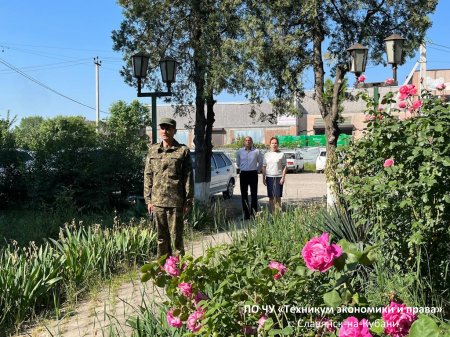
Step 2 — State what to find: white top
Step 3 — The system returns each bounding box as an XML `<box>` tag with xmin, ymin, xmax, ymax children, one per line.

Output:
<box><xmin>263</xmin><ymin>151</ymin><xmax>286</xmax><ymax>177</ymax></box>
<box><xmin>236</xmin><ymin>147</ymin><xmax>263</xmax><ymax>171</ymax></box>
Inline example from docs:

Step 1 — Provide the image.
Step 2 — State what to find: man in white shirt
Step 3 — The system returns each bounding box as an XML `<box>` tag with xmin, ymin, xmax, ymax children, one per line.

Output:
<box><xmin>236</xmin><ymin>136</ymin><xmax>263</xmax><ymax>219</ymax></box>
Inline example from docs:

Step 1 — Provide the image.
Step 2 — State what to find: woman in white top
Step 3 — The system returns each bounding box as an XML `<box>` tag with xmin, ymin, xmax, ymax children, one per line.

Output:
<box><xmin>262</xmin><ymin>137</ymin><xmax>287</xmax><ymax>213</ymax></box>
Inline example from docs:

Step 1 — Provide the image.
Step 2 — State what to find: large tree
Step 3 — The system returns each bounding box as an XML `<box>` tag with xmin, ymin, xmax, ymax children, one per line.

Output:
<box><xmin>112</xmin><ymin>0</ymin><xmax>242</xmax><ymax>201</ymax></box>
<box><xmin>238</xmin><ymin>0</ymin><xmax>438</xmax><ymax>183</ymax></box>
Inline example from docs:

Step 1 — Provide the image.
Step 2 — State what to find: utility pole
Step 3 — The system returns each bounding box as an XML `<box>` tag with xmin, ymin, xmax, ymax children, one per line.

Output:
<box><xmin>94</xmin><ymin>57</ymin><xmax>102</xmax><ymax>130</ymax></box>
<box><xmin>419</xmin><ymin>44</ymin><xmax>427</xmax><ymax>94</ymax></box>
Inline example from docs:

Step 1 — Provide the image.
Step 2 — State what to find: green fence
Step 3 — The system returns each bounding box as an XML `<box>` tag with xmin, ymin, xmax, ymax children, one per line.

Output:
<box><xmin>276</xmin><ymin>134</ymin><xmax>350</xmax><ymax>148</ymax></box>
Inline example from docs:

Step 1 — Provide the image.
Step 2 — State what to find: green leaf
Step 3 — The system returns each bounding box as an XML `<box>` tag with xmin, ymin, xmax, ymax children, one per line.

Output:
<box><xmin>141</xmin><ymin>273</ymin><xmax>151</xmax><ymax>283</ymax></box>
<box><xmin>295</xmin><ymin>265</ymin><xmax>306</xmax><ymax>277</ymax></box>
<box><xmin>409</xmin><ymin>315</ymin><xmax>440</xmax><ymax>337</ymax></box>
<box><xmin>370</xmin><ymin>319</ymin><xmax>384</xmax><ymax>335</ymax></box>
<box><xmin>141</xmin><ymin>263</ymin><xmax>152</xmax><ymax>273</ymax></box>
<box><xmin>281</xmin><ymin>326</ymin><xmax>294</xmax><ymax>335</ymax></box>
<box><xmin>323</xmin><ymin>290</ymin><xmax>341</xmax><ymax>307</ymax></box>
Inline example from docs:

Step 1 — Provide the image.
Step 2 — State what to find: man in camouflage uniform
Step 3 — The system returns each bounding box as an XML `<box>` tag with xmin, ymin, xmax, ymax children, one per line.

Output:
<box><xmin>144</xmin><ymin>118</ymin><xmax>194</xmax><ymax>258</ymax></box>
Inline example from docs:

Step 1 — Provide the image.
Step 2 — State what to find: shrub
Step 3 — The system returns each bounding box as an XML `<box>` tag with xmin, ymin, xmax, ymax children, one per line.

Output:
<box><xmin>337</xmin><ymin>88</ymin><xmax>450</xmax><ymax>310</ymax></box>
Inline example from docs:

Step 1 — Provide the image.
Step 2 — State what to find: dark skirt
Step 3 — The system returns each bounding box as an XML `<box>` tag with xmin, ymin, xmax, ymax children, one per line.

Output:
<box><xmin>266</xmin><ymin>176</ymin><xmax>283</xmax><ymax>198</ymax></box>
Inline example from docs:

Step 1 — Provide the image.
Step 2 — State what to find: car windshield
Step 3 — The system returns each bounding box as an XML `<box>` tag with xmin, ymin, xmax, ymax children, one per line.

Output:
<box><xmin>320</xmin><ymin>151</ymin><xmax>326</xmax><ymax>157</ymax></box>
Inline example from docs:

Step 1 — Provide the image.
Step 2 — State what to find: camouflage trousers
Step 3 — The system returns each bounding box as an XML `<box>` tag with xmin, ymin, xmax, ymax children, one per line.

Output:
<box><xmin>153</xmin><ymin>206</ymin><xmax>185</xmax><ymax>258</ymax></box>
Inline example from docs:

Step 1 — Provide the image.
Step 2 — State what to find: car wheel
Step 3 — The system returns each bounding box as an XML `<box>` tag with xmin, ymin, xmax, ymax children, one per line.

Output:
<box><xmin>223</xmin><ymin>179</ymin><xmax>235</xmax><ymax>199</ymax></box>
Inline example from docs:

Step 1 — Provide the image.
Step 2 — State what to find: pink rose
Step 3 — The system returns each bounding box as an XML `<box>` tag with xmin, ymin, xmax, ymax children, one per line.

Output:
<box><xmin>436</xmin><ymin>83</ymin><xmax>446</xmax><ymax>90</ymax></box>
<box><xmin>399</xmin><ymin>85</ymin><xmax>409</xmax><ymax>95</ymax></box>
<box><xmin>301</xmin><ymin>233</ymin><xmax>343</xmax><ymax>272</ymax></box>
<box><xmin>268</xmin><ymin>261</ymin><xmax>287</xmax><ymax>280</ymax></box>
<box><xmin>382</xmin><ymin>302</ymin><xmax>417</xmax><ymax>337</ymax></box>
<box><xmin>385</xmin><ymin>78</ymin><xmax>395</xmax><ymax>85</ymax></box>
<box><xmin>258</xmin><ymin>315</ymin><xmax>268</xmax><ymax>328</ymax></box>
<box><xmin>339</xmin><ymin>317</ymin><xmax>372</xmax><ymax>337</ymax></box>
<box><xmin>186</xmin><ymin>308</ymin><xmax>204</xmax><ymax>332</ymax></box>
<box><xmin>166</xmin><ymin>309</ymin><xmax>183</xmax><ymax>328</ymax></box>
<box><xmin>383</xmin><ymin>158</ymin><xmax>394</xmax><ymax>167</ymax></box>
<box><xmin>398</xmin><ymin>92</ymin><xmax>409</xmax><ymax>101</ymax></box>
<box><xmin>407</xmin><ymin>84</ymin><xmax>417</xmax><ymax>96</ymax></box>
<box><xmin>178</xmin><ymin>282</ymin><xmax>193</xmax><ymax>298</ymax></box>
<box><xmin>164</xmin><ymin>256</ymin><xmax>181</xmax><ymax>277</ymax></box>
<box><xmin>399</xmin><ymin>84</ymin><xmax>417</xmax><ymax>97</ymax></box>
<box><xmin>412</xmin><ymin>100</ymin><xmax>422</xmax><ymax>110</ymax></box>
<box><xmin>398</xmin><ymin>101</ymin><xmax>407</xmax><ymax>109</ymax></box>
<box><xmin>357</xmin><ymin>75</ymin><xmax>366</xmax><ymax>83</ymax></box>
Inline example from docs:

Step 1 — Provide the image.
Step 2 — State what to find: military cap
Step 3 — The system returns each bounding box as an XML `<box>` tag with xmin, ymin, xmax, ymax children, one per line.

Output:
<box><xmin>159</xmin><ymin>118</ymin><xmax>176</xmax><ymax>128</ymax></box>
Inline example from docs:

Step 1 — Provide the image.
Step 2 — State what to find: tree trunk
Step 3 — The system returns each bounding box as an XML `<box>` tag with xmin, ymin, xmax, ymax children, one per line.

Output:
<box><xmin>192</xmin><ymin>0</ymin><xmax>211</xmax><ymax>203</ymax></box>
<box><xmin>311</xmin><ymin>10</ymin><xmax>346</xmax><ymax>208</ymax></box>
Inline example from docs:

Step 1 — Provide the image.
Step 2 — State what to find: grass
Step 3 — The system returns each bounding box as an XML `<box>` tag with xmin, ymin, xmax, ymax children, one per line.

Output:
<box><xmin>303</xmin><ymin>162</ymin><xmax>316</xmax><ymax>172</ymax></box>
<box><xmin>1</xmin><ymin>218</ymin><xmax>157</xmax><ymax>335</ymax></box>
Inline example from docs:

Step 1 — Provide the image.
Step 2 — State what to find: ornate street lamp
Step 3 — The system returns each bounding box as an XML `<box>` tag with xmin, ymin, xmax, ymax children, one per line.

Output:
<box><xmin>132</xmin><ymin>53</ymin><xmax>179</xmax><ymax>143</ymax></box>
<box><xmin>384</xmin><ymin>34</ymin><xmax>405</xmax><ymax>83</ymax></box>
<box><xmin>347</xmin><ymin>34</ymin><xmax>404</xmax><ymax>103</ymax></box>
<box><xmin>347</xmin><ymin>43</ymin><xmax>368</xmax><ymax>77</ymax></box>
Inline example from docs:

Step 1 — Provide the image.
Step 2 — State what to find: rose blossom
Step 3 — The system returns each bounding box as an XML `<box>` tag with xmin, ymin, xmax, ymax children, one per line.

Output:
<box><xmin>186</xmin><ymin>308</ymin><xmax>204</xmax><ymax>332</ymax></box>
<box><xmin>383</xmin><ymin>158</ymin><xmax>394</xmax><ymax>167</ymax></box>
<box><xmin>268</xmin><ymin>261</ymin><xmax>287</xmax><ymax>280</ymax></box>
<box><xmin>166</xmin><ymin>309</ymin><xmax>183</xmax><ymax>328</ymax></box>
<box><xmin>385</xmin><ymin>78</ymin><xmax>395</xmax><ymax>85</ymax></box>
<box><xmin>164</xmin><ymin>256</ymin><xmax>181</xmax><ymax>277</ymax></box>
<box><xmin>301</xmin><ymin>233</ymin><xmax>343</xmax><ymax>272</ymax></box>
<box><xmin>399</xmin><ymin>84</ymin><xmax>417</xmax><ymax>97</ymax></box>
<box><xmin>382</xmin><ymin>301</ymin><xmax>417</xmax><ymax>337</ymax></box>
<box><xmin>258</xmin><ymin>315</ymin><xmax>268</xmax><ymax>329</ymax></box>
<box><xmin>357</xmin><ymin>74</ymin><xmax>366</xmax><ymax>83</ymax></box>
<box><xmin>407</xmin><ymin>84</ymin><xmax>417</xmax><ymax>95</ymax></box>
<box><xmin>178</xmin><ymin>282</ymin><xmax>193</xmax><ymax>298</ymax></box>
<box><xmin>436</xmin><ymin>83</ymin><xmax>446</xmax><ymax>90</ymax></box>
<box><xmin>398</xmin><ymin>101</ymin><xmax>407</xmax><ymax>109</ymax></box>
<box><xmin>411</xmin><ymin>100</ymin><xmax>422</xmax><ymax>110</ymax></box>
<box><xmin>339</xmin><ymin>317</ymin><xmax>372</xmax><ymax>337</ymax></box>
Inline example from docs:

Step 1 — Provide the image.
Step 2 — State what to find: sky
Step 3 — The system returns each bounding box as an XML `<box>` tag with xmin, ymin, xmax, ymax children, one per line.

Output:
<box><xmin>1</xmin><ymin>1</ymin><xmax>450</xmax><ymax>125</ymax></box>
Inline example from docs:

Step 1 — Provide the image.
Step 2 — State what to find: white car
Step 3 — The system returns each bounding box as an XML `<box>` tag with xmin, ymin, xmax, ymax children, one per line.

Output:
<box><xmin>190</xmin><ymin>150</ymin><xmax>237</xmax><ymax>199</ymax></box>
<box><xmin>315</xmin><ymin>150</ymin><xmax>327</xmax><ymax>173</ymax></box>
<box><xmin>282</xmin><ymin>150</ymin><xmax>304</xmax><ymax>173</ymax></box>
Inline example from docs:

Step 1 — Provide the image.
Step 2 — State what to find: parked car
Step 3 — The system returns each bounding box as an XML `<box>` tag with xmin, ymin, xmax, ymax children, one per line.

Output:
<box><xmin>315</xmin><ymin>150</ymin><xmax>327</xmax><ymax>173</ymax></box>
<box><xmin>281</xmin><ymin>150</ymin><xmax>304</xmax><ymax>173</ymax></box>
<box><xmin>190</xmin><ymin>150</ymin><xmax>237</xmax><ymax>199</ymax></box>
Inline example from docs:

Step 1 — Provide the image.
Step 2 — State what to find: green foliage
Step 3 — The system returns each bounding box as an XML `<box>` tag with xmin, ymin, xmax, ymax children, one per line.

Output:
<box><xmin>0</xmin><ymin>219</ymin><xmax>156</xmax><ymax>333</ymax></box>
<box><xmin>13</xmin><ymin>116</ymin><xmax>44</xmax><ymax>150</ymax></box>
<box><xmin>5</xmin><ymin>104</ymin><xmax>150</xmax><ymax>211</ymax></box>
<box><xmin>139</xmin><ymin>207</ymin><xmax>387</xmax><ymax>336</ymax></box>
<box><xmin>337</xmin><ymin>90</ymin><xmax>450</xmax><ymax>311</ymax></box>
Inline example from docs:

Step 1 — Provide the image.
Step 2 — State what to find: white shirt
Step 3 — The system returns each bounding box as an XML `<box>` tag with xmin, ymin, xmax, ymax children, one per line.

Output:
<box><xmin>236</xmin><ymin>147</ymin><xmax>263</xmax><ymax>171</ymax></box>
<box><xmin>263</xmin><ymin>151</ymin><xmax>286</xmax><ymax>177</ymax></box>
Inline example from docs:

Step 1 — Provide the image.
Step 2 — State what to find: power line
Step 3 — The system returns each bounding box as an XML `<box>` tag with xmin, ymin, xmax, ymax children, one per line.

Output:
<box><xmin>0</xmin><ymin>57</ymin><xmax>109</xmax><ymax>115</ymax></box>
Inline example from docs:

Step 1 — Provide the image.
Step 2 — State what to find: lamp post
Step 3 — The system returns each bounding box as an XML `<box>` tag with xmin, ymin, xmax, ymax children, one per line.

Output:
<box><xmin>132</xmin><ymin>53</ymin><xmax>178</xmax><ymax>144</ymax></box>
<box><xmin>347</xmin><ymin>34</ymin><xmax>405</xmax><ymax>104</ymax></box>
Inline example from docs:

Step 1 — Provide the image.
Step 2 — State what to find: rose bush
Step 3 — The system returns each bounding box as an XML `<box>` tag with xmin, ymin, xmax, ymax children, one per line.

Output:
<box><xmin>337</xmin><ymin>87</ymin><xmax>450</xmax><ymax>313</ymax></box>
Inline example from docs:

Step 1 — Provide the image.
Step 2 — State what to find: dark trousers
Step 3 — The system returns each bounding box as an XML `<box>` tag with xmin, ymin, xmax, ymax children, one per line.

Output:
<box><xmin>240</xmin><ymin>170</ymin><xmax>258</xmax><ymax>219</ymax></box>
<box><xmin>153</xmin><ymin>206</ymin><xmax>184</xmax><ymax>257</ymax></box>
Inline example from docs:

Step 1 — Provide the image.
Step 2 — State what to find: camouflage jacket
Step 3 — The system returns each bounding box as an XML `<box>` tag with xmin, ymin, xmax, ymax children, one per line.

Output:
<box><xmin>144</xmin><ymin>140</ymin><xmax>194</xmax><ymax>208</ymax></box>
